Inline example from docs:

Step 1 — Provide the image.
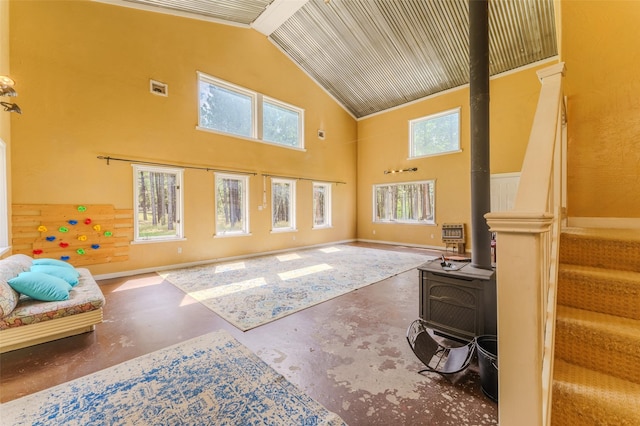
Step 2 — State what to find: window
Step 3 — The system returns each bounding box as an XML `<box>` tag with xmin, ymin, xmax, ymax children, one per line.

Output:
<box><xmin>215</xmin><ymin>173</ymin><xmax>250</xmax><ymax>236</ymax></box>
<box><xmin>272</xmin><ymin>178</ymin><xmax>296</xmax><ymax>232</ymax></box>
<box><xmin>198</xmin><ymin>72</ymin><xmax>304</xmax><ymax>149</ymax></box>
<box><xmin>313</xmin><ymin>182</ymin><xmax>332</xmax><ymax>228</ymax></box>
<box><xmin>409</xmin><ymin>108</ymin><xmax>460</xmax><ymax>158</ymax></box>
<box><xmin>373</xmin><ymin>180</ymin><xmax>435</xmax><ymax>224</ymax></box>
<box><xmin>133</xmin><ymin>165</ymin><xmax>183</xmax><ymax>242</ymax></box>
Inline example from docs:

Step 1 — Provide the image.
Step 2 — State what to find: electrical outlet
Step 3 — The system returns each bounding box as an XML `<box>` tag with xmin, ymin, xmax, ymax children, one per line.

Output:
<box><xmin>177</xmin><ymin>247</ymin><xmax>182</xmax><ymax>254</ymax></box>
<box><xmin>373</xmin><ymin>230</ymin><xmax>376</xmax><ymax>235</ymax></box>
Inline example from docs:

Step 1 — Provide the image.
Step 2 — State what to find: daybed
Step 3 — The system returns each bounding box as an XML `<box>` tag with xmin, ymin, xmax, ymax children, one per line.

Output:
<box><xmin>0</xmin><ymin>254</ymin><xmax>105</xmax><ymax>353</ymax></box>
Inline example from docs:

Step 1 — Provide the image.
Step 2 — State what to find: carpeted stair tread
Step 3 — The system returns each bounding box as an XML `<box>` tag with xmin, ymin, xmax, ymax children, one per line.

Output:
<box><xmin>555</xmin><ymin>305</ymin><xmax>640</xmax><ymax>384</ymax></box>
<box><xmin>558</xmin><ymin>264</ymin><xmax>640</xmax><ymax>320</ymax></box>
<box><xmin>560</xmin><ymin>228</ymin><xmax>640</xmax><ymax>272</ymax></box>
<box><xmin>552</xmin><ymin>358</ymin><xmax>640</xmax><ymax>426</ymax></box>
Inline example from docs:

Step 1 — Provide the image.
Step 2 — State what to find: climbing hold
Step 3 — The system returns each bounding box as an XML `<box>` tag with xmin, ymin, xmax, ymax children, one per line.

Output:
<box><xmin>37</xmin><ymin>225</ymin><xmax>48</xmax><ymax>232</ymax></box>
<box><xmin>46</xmin><ymin>236</ymin><xmax>56</xmax><ymax>242</ymax></box>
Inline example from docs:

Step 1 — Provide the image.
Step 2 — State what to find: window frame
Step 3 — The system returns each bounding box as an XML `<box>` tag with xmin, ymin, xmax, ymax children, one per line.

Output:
<box><xmin>197</xmin><ymin>72</ymin><xmax>305</xmax><ymax>150</ymax></box>
<box><xmin>132</xmin><ymin>164</ymin><xmax>184</xmax><ymax>243</ymax></box>
<box><xmin>409</xmin><ymin>107</ymin><xmax>461</xmax><ymax>159</ymax></box>
<box><xmin>372</xmin><ymin>180</ymin><xmax>436</xmax><ymax>225</ymax></box>
<box><xmin>312</xmin><ymin>182</ymin><xmax>332</xmax><ymax>229</ymax></box>
<box><xmin>214</xmin><ymin>172</ymin><xmax>250</xmax><ymax>237</ymax></box>
<box><xmin>271</xmin><ymin>178</ymin><xmax>297</xmax><ymax>232</ymax></box>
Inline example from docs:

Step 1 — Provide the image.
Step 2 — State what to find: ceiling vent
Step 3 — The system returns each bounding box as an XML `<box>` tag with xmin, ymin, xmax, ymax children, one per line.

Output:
<box><xmin>150</xmin><ymin>79</ymin><xmax>168</xmax><ymax>96</ymax></box>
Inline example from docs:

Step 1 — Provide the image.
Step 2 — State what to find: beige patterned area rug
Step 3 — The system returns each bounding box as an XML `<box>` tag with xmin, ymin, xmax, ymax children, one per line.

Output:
<box><xmin>159</xmin><ymin>245</ymin><xmax>435</xmax><ymax>331</ymax></box>
<box><xmin>1</xmin><ymin>330</ymin><xmax>346</xmax><ymax>425</ymax></box>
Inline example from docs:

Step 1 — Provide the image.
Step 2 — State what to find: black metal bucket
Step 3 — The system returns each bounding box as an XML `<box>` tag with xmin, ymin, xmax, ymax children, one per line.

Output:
<box><xmin>476</xmin><ymin>335</ymin><xmax>498</xmax><ymax>402</ymax></box>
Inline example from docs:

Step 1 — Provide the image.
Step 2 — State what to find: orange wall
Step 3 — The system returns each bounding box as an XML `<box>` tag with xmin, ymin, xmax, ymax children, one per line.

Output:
<box><xmin>356</xmin><ymin>61</ymin><xmax>556</xmax><ymax>249</ymax></box>
<box><xmin>563</xmin><ymin>0</ymin><xmax>640</xmax><ymax>218</ymax></box>
<box><xmin>9</xmin><ymin>0</ymin><xmax>357</xmax><ymax>274</ymax></box>
<box><xmin>1</xmin><ymin>0</ymin><xmax>11</xmax><ymax>257</ymax></box>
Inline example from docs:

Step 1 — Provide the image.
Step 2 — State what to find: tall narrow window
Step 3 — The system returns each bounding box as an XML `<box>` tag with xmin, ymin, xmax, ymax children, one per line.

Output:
<box><xmin>410</xmin><ymin>108</ymin><xmax>461</xmax><ymax>158</ymax></box>
<box><xmin>272</xmin><ymin>178</ymin><xmax>296</xmax><ymax>232</ymax></box>
<box><xmin>373</xmin><ymin>180</ymin><xmax>435</xmax><ymax>224</ymax></box>
<box><xmin>133</xmin><ymin>165</ymin><xmax>183</xmax><ymax>242</ymax></box>
<box><xmin>215</xmin><ymin>173</ymin><xmax>249</xmax><ymax>236</ymax></box>
<box><xmin>313</xmin><ymin>182</ymin><xmax>332</xmax><ymax>228</ymax></box>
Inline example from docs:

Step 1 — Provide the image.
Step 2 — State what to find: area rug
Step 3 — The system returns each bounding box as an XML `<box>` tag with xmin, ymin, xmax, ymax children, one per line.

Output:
<box><xmin>0</xmin><ymin>330</ymin><xmax>346</xmax><ymax>425</ymax></box>
<box><xmin>160</xmin><ymin>245</ymin><xmax>434</xmax><ymax>331</ymax></box>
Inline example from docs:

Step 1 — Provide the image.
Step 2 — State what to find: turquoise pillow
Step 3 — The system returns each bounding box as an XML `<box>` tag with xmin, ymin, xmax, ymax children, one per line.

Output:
<box><xmin>30</xmin><ymin>265</ymin><xmax>80</xmax><ymax>286</ymax></box>
<box><xmin>8</xmin><ymin>272</ymin><xmax>72</xmax><ymax>301</ymax></box>
<box><xmin>32</xmin><ymin>258</ymin><xmax>75</xmax><ymax>269</ymax></box>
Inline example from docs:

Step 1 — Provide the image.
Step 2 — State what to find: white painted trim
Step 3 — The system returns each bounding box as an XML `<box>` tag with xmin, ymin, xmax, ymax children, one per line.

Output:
<box><xmin>567</xmin><ymin>217</ymin><xmax>640</xmax><ymax>229</ymax></box>
<box><xmin>91</xmin><ymin>0</ymin><xmax>249</xmax><ymax>28</ymax></box>
<box><xmin>252</xmin><ymin>0</ymin><xmax>308</xmax><ymax>36</ymax></box>
<box><xmin>93</xmin><ymin>239</ymin><xmax>357</xmax><ymax>280</ymax></box>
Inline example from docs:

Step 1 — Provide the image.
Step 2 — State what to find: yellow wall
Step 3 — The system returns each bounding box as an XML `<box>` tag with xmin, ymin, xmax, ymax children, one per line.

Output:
<box><xmin>563</xmin><ymin>0</ymin><xmax>640</xmax><ymax>218</ymax></box>
<box><xmin>9</xmin><ymin>0</ymin><xmax>357</xmax><ymax>274</ymax></box>
<box><xmin>356</xmin><ymin>61</ymin><xmax>556</xmax><ymax>249</ymax></box>
<box><xmin>1</xmin><ymin>0</ymin><xmax>11</xmax><ymax>257</ymax></box>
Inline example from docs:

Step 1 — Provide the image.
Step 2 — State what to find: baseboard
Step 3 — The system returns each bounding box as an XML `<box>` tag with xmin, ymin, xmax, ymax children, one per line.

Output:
<box><xmin>356</xmin><ymin>238</ymin><xmax>448</xmax><ymax>252</ymax></box>
<box><xmin>567</xmin><ymin>217</ymin><xmax>640</xmax><ymax>229</ymax></box>
<box><xmin>93</xmin><ymin>239</ymin><xmax>357</xmax><ymax>281</ymax></box>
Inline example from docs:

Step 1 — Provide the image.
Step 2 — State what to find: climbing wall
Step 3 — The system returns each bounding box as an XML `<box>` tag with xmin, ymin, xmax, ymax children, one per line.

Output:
<box><xmin>12</xmin><ymin>204</ymin><xmax>133</xmax><ymax>266</ymax></box>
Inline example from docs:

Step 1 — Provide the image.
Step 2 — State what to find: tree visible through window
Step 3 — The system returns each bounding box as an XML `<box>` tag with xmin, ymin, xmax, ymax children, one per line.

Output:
<box><xmin>215</xmin><ymin>173</ymin><xmax>249</xmax><ymax>235</ymax></box>
<box><xmin>272</xmin><ymin>178</ymin><xmax>296</xmax><ymax>231</ymax></box>
<box><xmin>410</xmin><ymin>108</ymin><xmax>460</xmax><ymax>158</ymax></box>
<box><xmin>134</xmin><ymin>165</ymin><xmax>183</xmax><ymax>241</ymax></box>
<box><xmin>374</xmin><ymin>180</ymin><xmax>435</xmax><ymax>224</ymax></box>
<box><xmin>313</xmin><ymin>182</ymin><xmax>332</xmax><ymax>228</ymax></box>
<box><xmin>199</xmin><ymin>80</ymin><xmax>253</xmax><ymax>138</ymax></box>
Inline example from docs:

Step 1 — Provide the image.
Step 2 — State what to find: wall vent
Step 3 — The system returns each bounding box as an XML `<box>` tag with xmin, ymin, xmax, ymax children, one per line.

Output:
<box><xmin>150</xmin><ymin>79</ymin><xmax>168</xmax><ymax>96</ymax></box>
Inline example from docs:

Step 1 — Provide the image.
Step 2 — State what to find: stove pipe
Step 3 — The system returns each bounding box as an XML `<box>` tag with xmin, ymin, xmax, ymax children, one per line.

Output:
<box><xmin>469</xmin><ymin>0</ymin><xmax>492</xmax><ymax>270</ymax></box>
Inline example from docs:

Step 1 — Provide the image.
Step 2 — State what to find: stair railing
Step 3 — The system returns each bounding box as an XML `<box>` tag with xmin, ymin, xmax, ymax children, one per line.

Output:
<box><xmin>485</xmin><ymin>62</ymin><xmax>566</xmax><ymax>426</ymax></box>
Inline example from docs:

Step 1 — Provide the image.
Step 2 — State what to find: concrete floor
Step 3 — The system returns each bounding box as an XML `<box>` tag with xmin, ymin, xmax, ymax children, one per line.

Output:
<box><xmin>0</xmin><ymin>243</ymin><xmax>497</xmax><ymax>425</ymax></box>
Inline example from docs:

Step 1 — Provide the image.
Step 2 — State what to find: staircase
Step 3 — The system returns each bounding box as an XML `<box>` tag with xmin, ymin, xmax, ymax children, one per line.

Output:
<box><xmin>551</xmin><ymin>227</ymin><xmax>640</xmax><ymax>425</ymax></box>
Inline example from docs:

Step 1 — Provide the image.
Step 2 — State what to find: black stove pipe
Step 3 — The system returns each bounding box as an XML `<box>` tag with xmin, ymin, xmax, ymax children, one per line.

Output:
<box><xmin>469</xmin><ymin>0</ymin><xmax>492</xmax><ymax>270</ymax></box>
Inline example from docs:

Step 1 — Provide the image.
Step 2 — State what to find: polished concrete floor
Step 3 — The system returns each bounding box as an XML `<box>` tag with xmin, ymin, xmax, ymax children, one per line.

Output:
<box><xmin>0</xmin><ymin>243</ymin><xmax>497</xmax><ymax>425</ymax></box>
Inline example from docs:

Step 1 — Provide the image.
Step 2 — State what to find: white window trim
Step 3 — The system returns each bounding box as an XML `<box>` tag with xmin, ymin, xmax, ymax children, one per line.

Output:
<box><xmin>372</xmin><ymin>180</ymin><xmax>436</xmax><ymax>225</ymax></box>
<box><xmin>214</xmin><ymin>172</ymin><xmax>250</xmax><ymax>237</ymax></box>
<box><xmin>197</xmin><ymin>71</ymin><xmax>305</xmax><ymax>150</ymax></box>
<box><xmin>409</xmin><ymin>107</ymin><xmax>461</xmax><ymax>159</ymax></box>
<box><xmin>132</xmin><ymin>164</ymin><xmax>184</xmax><ymax>243</ymax></box>
<box><xmin>312</xmin><ymin>182</ymin><xmax>332</xmax><ymax>229</ymax></box>
<box><xmin>271</xmin><ymin>177</ymin><xmax>297</xmax><ymax>232</ymax></box>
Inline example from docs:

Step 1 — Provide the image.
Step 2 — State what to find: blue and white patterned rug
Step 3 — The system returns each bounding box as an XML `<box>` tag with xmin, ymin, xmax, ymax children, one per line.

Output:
<box><xmin>1</xmin><ymin>331</ymin><xmax>346</xmax><ymax>425</ymax></box>
<box><xmin>160</xmin><ymin>245</ymin><xmax>434</xmax><ymax>330</ymax></box>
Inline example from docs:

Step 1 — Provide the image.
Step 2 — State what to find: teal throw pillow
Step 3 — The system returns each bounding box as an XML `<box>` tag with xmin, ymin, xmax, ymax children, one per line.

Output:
<box><xmin>30</xmin><ymin>265</ymin><xmax>80</xmax><ymax>286</ymax></box>
<box><xmin>32</xmin><ymin>258</ymin><xmax>75</xmax><ymax>269</ymax></box>
<box><xmin>8</xmin><ymin>272</ymin><xmax>72</xmax><ymax>301</ymax></box>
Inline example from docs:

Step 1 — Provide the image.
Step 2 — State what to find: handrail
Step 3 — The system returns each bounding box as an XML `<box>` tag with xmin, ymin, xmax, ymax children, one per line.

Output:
<box><xmin>485</xmin><ymin>62</ymin><xmax>566</xmax><ymax>426</ymax></box>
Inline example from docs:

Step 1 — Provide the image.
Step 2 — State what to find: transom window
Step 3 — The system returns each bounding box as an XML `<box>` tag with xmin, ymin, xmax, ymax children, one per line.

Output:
<box><xmin>198</xmin><ymin>72</ymin><xmax>304</xmax><ymax>149</ymax></box>
<box><xmin>215</xmin><ymin>173</ymin><xmax>250</xmax><ymax>236</ymax></box>
<box><xmin>312</xmin><ymin>182</ymin><xmax>332</xmax><ymax>228</ymax></box>
<box><xmin>133</xmin><ymin>165</ymin><xmax>183</xmax><ymax>242</ymax></box>
<box><xmin>409</xmin><ymin>108</ymin><xmax>461</xmax><ymax>158</ymax></box>
<box><xmin>373</xmin><ymin>180</ymin><xmax>435</xmax><ymax>224</ymax></box>
<box><xmin>272</xmin><ymin>178</ymin><xmax>296</xmax><ymax>232</ymax></box>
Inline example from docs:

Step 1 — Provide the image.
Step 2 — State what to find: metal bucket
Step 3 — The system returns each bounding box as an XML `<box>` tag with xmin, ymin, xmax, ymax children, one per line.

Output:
<box><xmin>476</xmin><ymin>335</ymin><xmax>498</xmax><ymax>402</ymax></box>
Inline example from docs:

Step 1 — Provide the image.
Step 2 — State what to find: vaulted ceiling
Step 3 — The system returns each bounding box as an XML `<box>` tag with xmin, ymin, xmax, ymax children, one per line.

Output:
<box><xmin>100</xmin><ymin>0</ymin><xmax>558</xmax><ymax>118</ymax></box>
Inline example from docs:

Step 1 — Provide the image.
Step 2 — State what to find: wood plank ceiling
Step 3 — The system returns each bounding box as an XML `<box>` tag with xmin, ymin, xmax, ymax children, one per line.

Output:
<box><xmin>114</xmin><ymin>0</ymin><xmax>558</xmax><ymax>118</ymax></box>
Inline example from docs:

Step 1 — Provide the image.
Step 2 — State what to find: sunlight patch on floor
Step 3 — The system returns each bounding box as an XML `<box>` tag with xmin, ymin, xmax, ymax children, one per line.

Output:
<box><xmin>215</xmin><ymin>262</ymin><xmax>245</xmax><ymax>273</ymax></box>
<box><xmin>187</xmin><ymin>277</ymin><xmax>268</xmax><ymax>300</ymax></box>
<box><xmin>319</xmin><ymin>247</ymin><xmax>341</xmax><ymax>253</ymax></box>
<box><xmin>112</xmin><ymin>277</ymin><xmax>164</xmax><ymax>292</ymax></box>
<box><xmin>277</xmin><ymin>253</ymin><xmax>302</xmax><ymax>262</ymax></box>
<box><xmin>278</xmin><ymin>263</ymin><xmax>332</xmax><ymax>280</ymax></box>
